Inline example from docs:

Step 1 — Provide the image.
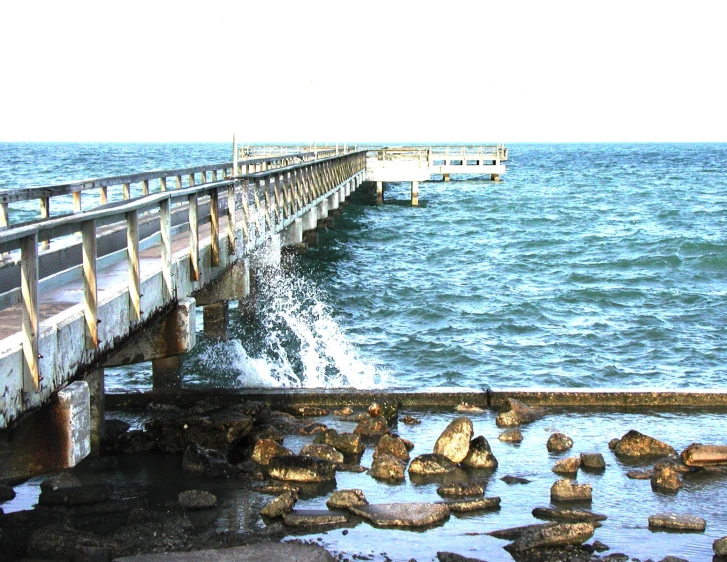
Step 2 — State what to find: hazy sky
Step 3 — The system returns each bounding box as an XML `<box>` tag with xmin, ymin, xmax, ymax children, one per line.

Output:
<box><xmin>1</xmin><ymin>0</ymin><xmax>725</xmax><ymax>143</ymax></box>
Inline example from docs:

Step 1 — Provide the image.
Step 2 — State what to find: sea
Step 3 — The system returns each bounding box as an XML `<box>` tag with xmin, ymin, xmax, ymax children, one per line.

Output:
<box><xmin>1</xmin><ymin>142</ymin><xmax>726</xmax><ymax>392</ymax></box>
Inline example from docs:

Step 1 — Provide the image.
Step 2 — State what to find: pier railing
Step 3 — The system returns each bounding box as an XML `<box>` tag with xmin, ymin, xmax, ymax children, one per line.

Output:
<box><xmin>0</xmin><ymin>150</ymin><xmax>366</xmax><ymax>415</ymax></box>
<box><xmin>373</xmin><ymin>145</ymin><xmax>508</xmax><ymax>165</ymax></box>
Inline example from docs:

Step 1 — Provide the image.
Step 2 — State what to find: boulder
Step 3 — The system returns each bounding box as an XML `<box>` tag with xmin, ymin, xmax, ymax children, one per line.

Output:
<box><xmin>648</xmin><ymin>513</ymin><xmax>706</xmax><ymax>532</ymax></box>
<box><xmin>495</xmin><ymin>398</ymin><xmax>544</xmax><ymax>428</ymax></box>
<box><xmin>298</xmin><ymin>422</ymin><xmax>328</xmax><ymax>435</ymax></box>
<box><xmin>433</xmin><ymin>417</ymin><xmax>473</xmax><ymax>463</ymax></box>
<box><xmin>436</xmin><ymin>481</ymin><xmax>485</xmax><ymax>498</ymax></box>
<box><xmin>378</xmin><ymin>400</ymin><xmax>399</xmax><ymax>422</ymax></box>
<box><xmin>714</xmin><ymin>536</ymin><xmax>727</xmax><ymax>556</ymax></box>
<box><xmin>368</xmin><ymin>453</ymin><xmax>407</xmax><ymax>481</ymax></box>
<box><xmin>461</xmin><ymin>436</ymin><xmax>498</xmax><ymax>469</ymax></box>
<box><xmin>40</xmin><ymin>472</ymin><xmax>81</xmax><ymax>493</ymax></box>
<box><xmin>532</xmin><ymin>507</ymin><xmax>607</xmax><ymax>522</ymax></box>
<box><xmin>408</xmin><ymin>454</ymin><xmax>459</xmax><ymax>475</ymax></box>
<box><xmin>260</xmin><ymin>490</ymin><xmax>297</xmax><ymax>518</ymax></box>
<box><xmin>552</xmin><ymin>457</ymin><xmax>581</xmax><ymax>474</ymax></box>
<box><xmin>613</xmin><ymin>430</ymin><xmax>676</xmax><ymax>458</ymax></box>
<box><xmin>268</xmin><ymin>455</ymin><xmax>337</xmax><ymax>482</ymax></box>
<box><xmin>178</xmin><ymin>490</ymin><xmax>217</xmax><ymax>510</ymax></box>
<box><xmin>300</xmin><ymin>444</ymin><xmax>344</xmax><ymax>465</ymax></box>
<box><xmin>182</xmin><ymin>444</ymin><xmax>236</xmax><ymax>478</ymax></box>
<box><xmin>626</xmin><ymin>469</ymin><xmax>654</xmax><ymax>480</ymax></box>
<box><xmin>580</xmin><ymin>453</ymin><xmax>606</xmax><ymax>470</ymax></box>
<box><xmin>504</xmin><ymin>522</ymin><xmax>595</xmax><ymax>552</ymax></box>
<box><xmin>654</xmin><ymin>457</ymin><xmax>692</xmax><ymax>474</ymax></box>
<box><xmin>373</xmin><ymin>434</ymin><xmax>410</xmax><ymax>462</ymax></box>
<box><xmin>401</xmin><ymin>415</ymin><xmax>422</xmax><ymax>425</ymax></box>
<box><xmin>326</xmin><ymin>489</ymin><xmax>368</xmax><ymax>510</ymax></box>
<box><xmin>282</xmin><ymin>509</ymin><xmax>348</xmax><ymax>527</ymax></box>
<box><xmin>651</xmin><ymin>465</ymin><xmax>682</xmax><ymax>494</ymax></box>
<box><xmin>498</xmin><ymin>429</ymin><xmax>523</xmax><ymax>442</ymax></box>
<box><xmin>354</xmin><ymin>415</ymin><xmax>388</xmax><ymax>437</ymax></box>
<box><xmin>247</xmin><ymin>424</ymin><xmax>284</xmax><ymax>444</ymax></box>
<box><xmin>314</xmin><ymin>429</ymin><xmax>365</xmax><ymax>455</ymax></box>
<box><xmin>349</xmin><ymin>502</ymin><xmax>450</xmax><ymax>528</ymax></box>
<box><xmin>442</xmin><ymin>497</ymin><xmax>500</xmax><ymax>513</ymax></box>
<box><xmin>550</xmin><ymin>479</ymin><xmax>592</xmax><ymax>502</ymax></box>
<box><xmin>546</xmin><ymin>433</ymin><xmax>573</xmax><ymax>452</ymax></box>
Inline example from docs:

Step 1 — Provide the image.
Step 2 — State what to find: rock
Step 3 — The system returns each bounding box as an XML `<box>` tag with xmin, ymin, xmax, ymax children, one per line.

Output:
<box><xmin>455</xmin><ymin>403</ymin><xmax>485</xmax><ymax>413</ymax></box>
<box><xmin>603</xmin><ymin>555</ymin><xmax>630</xmax><ymax>562</ymax></box>
<box><xmin>659</xmin><ymin>557</ymin><xmax>690</xmax><ymax>562</ymax></box>
<box><xmin>437</xmin><ymin>552</ymin><xmax>487</xmax><ymax>562</ymax></box>
<box><xmin>268</xmin><ymin>455</ymin><xmax>337</xmax><ymax>482</ymax></box>
<box><xmin>247</xmin><ymin>424</ymin><xmax>285</xmax><ymax>444</ymax></box>
<box><xmin>504</xmin><ymin>522</ymin><xmax>595</xmax><ymax>553</ymax></box>
<box><xmin>314</xmin><ymin>429</ymin><xmax>365</xmax><ymax>455</ymax></box>
<box><xmin>182</xmin><ymin>444</ymin><xmax>236</xmax><ymax>478</ymax></box>
<box><xmin>401</xmin><ymin>415</ymin><xmax>422</xmax><ymax>425</ymax></box>
<box><xmin>260</xmin><ymin>490</ymin><xmax>297</xmax><ymax>518</ymax></box>
<box><xmin>714</xmin><ymin>536</ymin><xmax>727</xmax><ymax>556</ymax></box>
<box><xmin>648</xmin><ymin>513</ymin><xmax>706</xmax><ymax>532</ymax></box>
<box><xmin>299</xmin><ymin>422</ymin><xmax>328</xmax><ymax>435</ymax></box>
<box><xmin>188</xmin><ymin>400</ymin><xmax>218</xmax><ymax>415</ymax></box>
<box><xmin>326</xmin><ymin>489</ymin><xmax>368</xmax><ymax>510</ymax></box>
<box><xmin>300</xmin><ymin>443</ymin><xmax>344</xmax><ymax>464</ymax></box>
<box><xmin>27</xmin><ymin>523</ymin><xmax>107</xmax><ymax>560</ymax></box>
<box><xmin>436</xmin><ymin>481</ymin><xmax>485</xmax><ymax>498</ymax></box>
<box><xmin>613</xmin><ymin>430</ymin><xmax>676</xmax><ymax>458</ymax></box>
<box><xmin>289</xmin><ymin>406</ymin><xmax>329</xmax><ymax>416</ymax></box>
<box><xmin>349</xmin><ymin>502</ymin><xmax>450</xmax><ymax>528</ymax></box>
<box><xmin>115</xmin><ymin>429</ymin><xmax>157</xmax><ymax>454</ymax></box>
<box><xmin>433</xmin><ymin>417</ymin><xmax>473</xmax><ymax>463</ymax></box>
<box><xmin>40</xmin><ymin>472</ymin><xmax>82</xmax><ymax>493</ymax></box>
<box><xmin>532</xmin><ymin>507</ymin><xmax>607</xmax><ymax>522</ymax></box>
<box><xmin>462</xmin><ymin>436</ymin><xmax>498</xmax><ymax>469</ymax></box>
<box><xmin>116</xmin><ymin>544</ymin><xmax>336</xmax><ymax>561</ymax></box>
<box><xmin>105</xmin><ymin>418</ymin><xmax>131</xmax><ymax>440</ymax></box>
<box><xmin>654</xmin><ymin>457</ymin><xmax>692</xmax><ymax>474</ymax></box>
<box><xmin>373</xmin><ymin>434</ymin><xmax>410</xmax><ymax>462</ymax></box>
<box><xmin>627</xmin><ymin>469</ymin><xmax>654</xmax><ymax>480</ymax></box>
<box><xmin>608</xmin><ymin>438</ymin><xmax>620</xmax><ymax>449</ymax></box>
<box><xmin>333</xmin><ymin>407</ymin><xmax>353</xmax><ymax>416</ymax></box>
<box><xmin>38</xmin><ymin>484</ymin><xmax>112</xmax><ymax>506</ymax></box>
<box><xmin>547</xmin><ymin>432</ymin><xmax>573</xmax><ymax>452</ymax></box>
<box><xmin>498</xmin><ymin>429</ymin><xmax>523</xmax><ymax>442</ymax></box>
<box><xmin>367</xmin><ymin>402</ymin><xmax>381</xmax><ymax>417</ymax></box>
<box><xmin>681</xmin><ymin>444</ymin><xmax>727</xmax><ymax>466</ymax></box>
<box><xmin>651</xmin><ymin>465</ymin><xmax>682</xmax><ymax>494</ymax></box>
<box><xmin>354</xmin><ymin>415</ymin><xmax>388</xmax><ymax>437</ymax></box>
<box><xmin>0</xmin><ymin>484</ymin><xmax>15</xmax><ymax>502</ymax></box>
<box><xmin>253</xmin><ymin>482</ymin><xmax>301</xmax><ymax>495</ymax></box>
<box><xmin>408</xmin><ymin>454</ymin><xmax>459</xmax><ymax>475</ymax></box>
<box><xmin>552</xmin><ymin>457</ymin><xmax>581</xmax><ymax>474</ymax></box>
<box><xmin>489</xmin><ymin>522</ymin><xmax>559</xmax><ymax>539</ymax></box>
<box><xmin>400</xmin><ymin>437</ymin><xmax>415</xmax><ymax>451</ymax></box>
<box><xmin>282</xmin><ymin>509</ymin><xmax>348</xmax><ymax>527</ymax></box>
<box><xmin>495</xmin><ymin>398</ymin><xmax>544</xmax><ymax>428</ymax></box>
<box><xmin>592</xmin><ymin>540</ymin><xmax>610</xmax><ymax>552</ymax></box>
<box><xmin>178</xmin><ymin>490</ymin><xmax>217</xmax><ymax>510</ymax></box>
<box><xmin>368</xmin><ymin>453</ymin><xmax>407</xmax><ymax>481</ymax></box>
<box><xmin>550</xmin><ymin>479</ymin><xmax>592</xmax><ymax>502</ymax></box>
<box><xmin>442</xmin><ymin>497</ymin><xmax>501</xmax><ymax>513</ymax></box>
<box><xmin>501</xmin><ymin>475</ymin><xmax>532</xmax><ymax>484</ymax></box>
<box><xmin>580</xmin><ymin>453</ymin><xmax>606</xmax><ymax>470</ymax></box>
<box><xmin>378</xmin><ymin>400</ymin><xmax>399</xmax><ymax>422</ymax></box>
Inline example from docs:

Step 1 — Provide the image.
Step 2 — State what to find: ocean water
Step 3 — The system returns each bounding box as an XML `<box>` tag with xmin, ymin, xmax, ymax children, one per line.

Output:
<box><xmin>1</xmin><ymin>142</ymin><xmax>726</xmax><ymax>391</ymax></box>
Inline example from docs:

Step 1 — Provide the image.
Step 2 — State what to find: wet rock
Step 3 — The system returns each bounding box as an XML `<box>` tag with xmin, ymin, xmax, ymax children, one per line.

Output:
<box><xmin>188</xmin><ymin>400</ymin><xmax>218</xmax><ymax>415</ymax></box>
<box><xmin>38</xmin><ymin>484</ymin><xmax>112</xmax><ymax>506</ymax></box>
<box><xmin>88</xmin><ymin>456</ymin><xmax>118</xmax><ymax>472</ymax></box>
<box><xmin>253</xmin><ymin>482</ymin><xmax>301</xmax><ymax>495</ymax></box>
<box><xmin>648</xmin><ymin>512</ymin><xmax>706</xmax><ymax>531</ymax></box>
<box><xmin>282</xmin><ymin>509</ymin><xmax>348</xmax><ymax>527</ymax></box>
<box><xmin>300</xmin><ymin>443</ymin><xmax>345</xmax><ymax>464</ymax></box>
<box><xmin>354</xmin><ymin>414</ymin><xmax>388</xmax><ymax>437</ymax></box>
<box><xmin>433</xmin><ymin>417</ymin><xmax>474</xmax><ymax>463</ymax></box>
<box><xmin>326</xmin><ymin>489</ymin><xmax>368</xmax><ymax>510</ymax></box>
<box><xmin>178</xmin><ymin>489</ymin><xmax>217</xmax><ymax>510</ymax></box>
<box><xmin>681</xmin><ymin>444</ymin><xmax>727</xmax><ymax>466</ymax></box>
<box><xmin>182</xmin><ymin>443</ymin><xmax>236</xmax><ymax>478</ymax></box>
<box><xmin>408</xmin><ymin>454</ymin><xmax>459</xmax><ymax>475</ymax></box>
<box><xmin>488</xmin><ymin>522</ymin><xmax>559</xmax><ymax>539</ymax></box>
<box><xmin>608</xmin><ymin>438</ymin><xmax>620</xmax><ymax>449</ymax></box>
<box><xmin>368</xmin><ymin>402</ymin><xmax>382</xmax><ymax>417</ymax></box>
<box><xmin>400</xmin><ymin>437</ymin><xmax>416</xmax><ymax>451</ymax></box>
<box><xmin>442</xmin><ymin>496</ymin><xmax>501</xmax><ymax>513</ymax></box>
<box><xmin>268</xmin><ymin>455</ymin><xmax>337</xmax><ymax>482</ymax></box>
<box><xmin>401</xmin><ymin>415</ymin><xmax>422</xmax><ymax>425</ymax></box>
<box><xmin>462</xmin><ymin>436</ymin><xmax>498</xmax><ymax>469</ymax></box>
<box><xmin>27</xmin><ymin>522</ymin><xmax>107</xmax><ymax>560</ymax></box>
<box><xmin>289</xmin><ymin>406</ymin><xmax>329</xmax><ymax>416</ymax></box>
<box><xmin>651</xmin><ymin>464</ymin><xmax>682</xmax><ymax>494</ymax></box>
<box><xmin>613</xmin><ymin>430</ymin><xmax>676</xmax><ymax>458</ymax></box>
<box><xmin>627</xmin><ymin>469</ymin><xmax>654</xmax><ymax>480</ymax></box>
<box><xmin>248</xmin><ymin>424</ymin><xmax>285</xmax><ymax>444</ymax></box>
<box><xmin>235</xmin><ymin>460</ymin><xmax>266</xmax><ymax>480</ymax></box>
<box><xmin>654</xmin><ymin>457</ymin><xmax>693</xmax><ymax>474</ymax></box>
<box><xmin>547</xmin><ymin>432</ymin><xmax>573</xmax><ymax>452</ymax></box>
<box><xmin>455</xmin><ymin>403</ymin><xmax>485</xmax><ymax>413</ymax></box>
<box><xmin>0</xmin><ymin>484</ymin><xmax>16</xmax><ymax>502</ymax></box>
<box><xmin>495</xmin><ymin>398</ymin><xmax>544</xmax><ymax>428</ymax></box>
<box><xmin>333</xmin><ymin>406</ymin><xmax>353</xmax><ymax>416</ymax></box>
<box><xmin>504</xmin><ymin>522</ymin><xmax>595</xmax><ymax>553</ymax></box>
<box><xmin>501</xmin><ymin>475</ymin><xmax>532</xmax><ymax>484</ymax></box>
<box><xmin>592</xmin><ymin>540</ymin><xmax>610</xmax><ymax>552</ymax></box>
<box><xmin>349</xmin><ymin>502</ymin><xmax>450</xmax><ymax>528</ymax></box>
<box><xmin>374</xmin><ymin>434</ymin><xmax>410</xmax><ymax>462</ymax></box>
<box><xmin>314</xmin><ymin>429</ymin><xmax>365</xmax><ymax>455</ymax></box>
<box><xmin>498</xmin><ymin>429</ymin><xmax>524</xmax><ymax>442</ymax></box>
<box><xmin>659</xmin><ymin>557</ymin><xmax>690</xmax><ymax>562</ymax></box>
<box><xmin>260</xmin><ymin>490</ymin><xmax>297</xmax><ymax>518</ymax></box>
<box><xmin>437</xmin><ymin>552</ymin><xmax>487</xmax><ymax>562</ymax></box>
<box><xmin>437</xmin><ymin>481</ymin><xmax>485</xmax><ymax>498</ymax></box>
<box><xmin>339</xmin><ymin>464</ymin><xmax>368</xmax><ymax>473</ymax></box>
<box><xmin>368</xmin><ymin>453</ymin><xmax>407</xmax><ymax>481</ymax></box>
<box><xmin>580</xmin><ymin>453</ymin><xmax>606</xmax><ymax>470</ymax></box>
<box><xmin>532</xmin><ymin>507</ymin><xmax>607</xmax><ymax>522</ymax></box>
<box><xmin>714</xmin><ymin>536</ymin><xmax>727</xmax><ymax>556</ymax></box>
<box><xmin>115</xmin><ymin>429</ymin><xmax>158</xmax><ymax>454</ymax></box>
<box><xmin>378</xmin><ymin>400</ymin><xmax>399</xmax><ymax>422</ymax></box>
<box><xmin>552</xmin><ymin>457</ymin><xmax>581</xmax><ymax>474</ymax></box>
<box><xmin>105</xmin><ymin>418</ymin><xmax>131</xmax><ymax>442</ymax></box>
<box><xmin>603</xmin><ymin>554</ymin><xmax>629</xmax><ymax>562</ymax></box>
<box><xmin>299</xmin><ymin>422</ymin><xmax>328</xmax><ymax>435</ymax></box>
<box><xmin>550</xmin><ymin>479</ymin><xmax>592</xmax><ymax>502</ymax></box>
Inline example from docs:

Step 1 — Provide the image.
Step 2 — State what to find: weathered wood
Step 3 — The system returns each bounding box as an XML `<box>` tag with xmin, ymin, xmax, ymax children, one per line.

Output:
<box><xmin>273</xmin><ymin>174</ymin><xmax>282</xmax><ymax>221</ymax></box>
<box><xmin>0</xmin><ymin>202</ymin><xmax>8</xmax><ymax>229</ymax></box>
<box><xmin>82</xmin><ymin>219</ymin><xmax>98</xmax><ymax>349</ymax></box>
<box><xmin>73</xmin><ymin>191</ymin><xmax>82</xmax><ymax>213</ymax></box>
<box><xmin>227</xmin><ymin>182</ymin><xmax>236</xmax><ymax>253</ymax></box>
<box><xmin>123</xmin><ymin>182</ymin><xmax>131</xmax><ymax>200</ymax></box>
<box><xmin>160</xmin><ymin>198</ymin><xmax>172</xmax><ymax>301</ymax></box>
<box><xmin>21</xmin><ymin>233</ymin><xmax>39</xmax><ymax>392</ymax></box>
<box><xmin>210</xmin><ymin>188</ymin><xmax>220</xmax><ymax>267</ymax></box>
<box><xmin>681</xmin><ymin>444</ymin><xmax>727</xmax><ymax>466</ymax></box>
<box><xmin>100</xmin><ymin>186</ymin><xmax>108</xmax><ymax>205</ymax></box>
<box><xmin>127</xmin><ymin>210</ymin><xmax>141</xmax><ymax>323</ymax></box>
<box><xmin>160</xmin><ymin>177</ymin><xmax>167</xmax><ymax>192</ymax></box>
<box><xmin>240</xmin><ymin>178</ymin><xmax>250</xmax><ymax>243</ymax></box>
<box><xmin>188</xmin><ymin>194</ymin><xmax>199</xmax><ymax>281</ymax></box>
<box><xmin>141</xmin><ymin>179</ymin><xmax>149</xmax><ymax>196</ymax></box>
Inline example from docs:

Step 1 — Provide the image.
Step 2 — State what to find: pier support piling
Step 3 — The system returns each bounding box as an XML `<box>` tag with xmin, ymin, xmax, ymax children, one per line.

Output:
<box><xmin>152</xmin><ymin>356</ymin><xmax>183</xmax><ymax>389</ymax></box>
<box><xmin>376</xmin><ymin>181</ymin><xmax>384</xmax><ymax>205</ymax></box>
<box><xmin>85</xmin><ymin>368</ymin><xmax>105</xmax><ymax>456</ymax></box>
<box><xmin>203</xmin><ymin>302</ymin><xmax>229</xmax><ymax>342</ymax></box>
<box><xmin>443</xmin><ymin>174</ymin><xmax>451</xmax><ymax>182</ymax></box>
<box><xmin>411</xmin><ymin>181</ymin><xmax>419</xmax><ymax>206</ymax></box>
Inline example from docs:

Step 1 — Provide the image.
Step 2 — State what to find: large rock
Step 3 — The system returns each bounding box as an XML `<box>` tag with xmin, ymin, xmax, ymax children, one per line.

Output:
<box><xmin>40</xmin><ymin>472</ymin><xmax>82</xmax><ymax>493</ymax></box>
<box><xmin>251</xmin><ymin>439</ymin><xmax>293</xmax><ymax>465</ymax></box>
<box><xmin>504</xmin><ymin>522</ymin><xmax>595</xmax><ymax>553</ymax></box>
<box><xmin>532</xmin><ymin>507</ymin><xmax>607</xmax><ymax>522</ymax></box>
<box><xmin>326</xmin><ymin>489</ymin><xmax>368</xmax><ymax>510</ymax></box>
<box><xmin>182</xmin><ymin>444</ymin><xmax>236</xmax><ymax>478</ymax></box>
<box><xmin>498</xmin><ymin>429</ymin><xmax>523</xmax><ymax>442</ymax></box>
<box><xmin>354</xmin><ymin>415</ymin><xmax>388</xmax><ymax>437</ymax></box>
<box><xmin>300</xmin><ymin>444</ymin><xmax>344</xmax><ymax>465</ymax></box>
<box><xmin>488</xmin><ymin>522</ymin><xmax>559</xmax><ymax>539</ymax></box>
<box><xmin>714</xmin><ymin>536</ymin><xmax>727</xmax><ymax>556</ymax></box>
<box><xmin>260</xmin><ymin>490</ymin><xmax>297</xmax><ymax>518</ymax></box>
<box><xmin>580</xmin><ymin>453</ymin><xmax>606</xmax><ymax>470</ymax></box>
<box><xmin>313</xmin><ymin>429</ymin><xmax>364</xmax><ymax>455</ymax></box>
<box><xmin>552</xmin><ymin>457</ymin><xmax>581</xmax><ymax>474</ymax></box>
<box><xmin>546</xmin><ymin>433</ymin><xmax>573</xmax><ymax>452</ymax></box>
<box><xmin>268</xmin><ymin>455</ymin><xmax>337</xmax><ymax>482</ymax></box>
<box><xmin>433</xmin><ymin>417</ymin><xmax>473</xmax><ymax>463</ymax></box>
<box><xmin>408</xmin><ymin>454</ymin><xmax>459</xmax><ymax>475</ymax></box>
<box><xmin>178</xmin><ymin>490</ymin><xmax>217</xmax><ymax>510</ymax></box>
<box><xmin>349</xmin><ymin>502</ymin><xmax>450</xmax><ymax>528</ymax></box>
<box><xmin>495</xmin><ymin>398</ymin><xmax>544</xmax><ymax>428</ymax></box>
<box><xmin>651</xmin><ymin>465</ymin><xmax>682</xmax><ymax>494</ymax></box>
<box><xmin>613</xmin><ymin>430</ymin><xmax>676</xmax><ymax>458</ymax></box>
<box><xmin>0</xmin><ymin>485</ymin><xmax>16</xmax><ymax>502</ymax></box>
<box><xmin>461</xmin><ymin>436</ymin><xmax>498</xmax><ymax>469</ymax></box>
<box><xmin>648</xmin><ymin>513</ymin><xmax>706</xmax><ymax>532</ymax></box>
<box><xmin>368</xmin><ymin>453</ymin><xmax>407</xmax><ymax>481</ymax></box>
<box><xmin>373</xmin><ymin>434</ymin><xmax>410</xmax><ymax>462</ymax></box>
<box><xmin>550</xmin><ymin>479</ymin><xmax>592</xmax><ymax>502</ymax></box>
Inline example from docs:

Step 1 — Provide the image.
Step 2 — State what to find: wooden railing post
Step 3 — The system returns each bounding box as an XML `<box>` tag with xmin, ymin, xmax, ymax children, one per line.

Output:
<box><xmin>141</xmin><ymin>179</ymin><xmax>149</xmax><ymax>196</ymax></box>
<box><xmin>123</xmin><ymin>182</ymin><xmax>131</xmax><ymax>200</ymax></box>
<box><xmin>127</xmin><ymin>210</ymin><xmax>140</xmax><ymax>322</ymax></box>
<box><xmin>227</xmin><ymin>180</ymin><xmax>237</xmax><ymax>254</ymax></box>
<box><xmin>0</xmin><ymin>202</ymin><xmax>8</xmax><ymax>230</ymax></box>
<box><xmin>21</xmin><ymin>233</ymin><xmax>39</xmax><ymax>392</ymax></box>
<box><xmin>73</xmin><ymin>191</ymin><xmax>82</xmax><ymax>212</ymax></box>
<box><xmin>188</xmin><ymin>194</ymin><xmax>199</xmax><ymax>281</ymax></box>
<box><xmin>160</xmin><ymin>198</ymin><xmax>172</xmax><ymax>301</ymax></box>
<box><xmin>81</xmin><ymin>219</ymin><xmax>98</xmax><ymax>349</ymax></box>
<box><xmin>40</xmin><ymin>197</ymin><xmax>50</xmax><ymax>249</ymax></box>
<box><xmin>210</xmin><ymin>188</ymin><xmax>220</xmax><ymax>267</ymax></box>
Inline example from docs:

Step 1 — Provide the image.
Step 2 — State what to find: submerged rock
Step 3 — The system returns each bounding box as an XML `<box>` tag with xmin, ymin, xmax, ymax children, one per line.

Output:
<box><xmin>501</xmin><ymin>475</ymin><xmax>532</xmax><ymax>485</ymax></box>
<box><xmin>495</xmin><ymin>398</ymin><xmax>544</xmax><ymax>428</ymax></box>
<box><xmin>436</xmin><ymin>481</ymin><xmax>485</xmax><ymax>498</ymax></box>
<box><xmin>648</xmin><ymin>512</ymin><xmax>706</xmax><ymax>532</ymax></box>
<box><xmin>401</xmin><ymin>415</ymin><xmax>422</xmax><ymax>425</ymax></box>
<box><xmin>613</xmin><ymin>430</ymin><xmax>676</xmax><ymax>458</ymax></box>
<box><xmin>550</xmin><ymin>479</ymin><xmax>592</xmax><ymax>502</ymax></box>
<box><xmin>260</xmin><ymin>490</ymin><xmax>297</xmax><ymax>518</ymax></box>
<box><xmin>504</xmin><ymin>522</ymin><xmax>595</xmax><ymax>553</ymax></box>
<box><xmin>38</xmin><ymin>484</ymin><xmax>112</xmax><ymax>506</ymax></box>
<box><xmin>498</xmin><ymin>429</ymin><xmax>524</xmax><ymax>442</ymax></box>
<box><xmin>462</xmin><ymin>436</ymin><xmax>498</xmax><ymax>469</ymax></box>
<box><xmin>437</xmin><ymin>552</ymin><xmax>487</xmax><ymax>562</ymax></box>
<box><xmin>433</xmin><ymin>416</ymin><xmax>474</xmax><ymax>463</ymax></box>
<box><xmin>626</xmin><ymin>469</ymin><xmax>654</xmax><ymax>480</ymax></box>
<box><xmin>268</xmin><ymin>455</ymin><xmax>337</xmax><ymax>482</ymax></box>
<box><xmin>408</xmin><ymin>454</ymin><xmax>459</xmax><ymax>475</ymax></box>
<box><xmin>282</xmin><ymin>509</ymin><xmax>348</xmax><ymax>527</ymax></box>
<box><xmin>442</xmin><ymin>497</ymin><xmax>501</xmax><ymax>513</ymax></box>
<box><xmin>532</xmin><ymin>507</ymin><xmax>607</xmax><ymax>522</ymax></box>
<box><xmin>546</xmin><ymin>433</ymin><xmax>573</xmax><ymax>452</ymax></box>
<box><xmin>178</xmin><ymin>490</ymin><xmax>217</xmax><ymax>510</ymax></box>
<box><xmin>326</xmin><ymin>489</ymin><xmax>368</xmax><ymax>510</ymax></box>
<box><xmin>300</xmin><ymin>443</ymin><xmax>345</xmax><ymax>465</ymax></box>
<box><xmin>349</xmin><ymin>502</ymin><xmax>450</xmax><ymax>528</ymax></box>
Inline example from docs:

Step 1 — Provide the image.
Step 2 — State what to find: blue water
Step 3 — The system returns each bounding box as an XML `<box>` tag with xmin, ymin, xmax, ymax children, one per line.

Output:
<box><xmin>1</xmin><ymin>142</ymin><xmax>726</xmax><ymax>390</ymax></box>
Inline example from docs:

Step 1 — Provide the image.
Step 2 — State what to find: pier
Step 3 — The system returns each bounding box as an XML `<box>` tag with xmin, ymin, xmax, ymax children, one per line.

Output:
<box><xmin>0</xmin><ymin>143</ymin><xmax>506</xmax><ymax>478</ymax></box>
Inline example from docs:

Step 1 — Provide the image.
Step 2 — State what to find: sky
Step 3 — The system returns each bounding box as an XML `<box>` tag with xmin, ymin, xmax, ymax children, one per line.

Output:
<box><xmin>1</xmin><ymin>0</ymin><xmax>726</xmax><ymax>143</ymax></box>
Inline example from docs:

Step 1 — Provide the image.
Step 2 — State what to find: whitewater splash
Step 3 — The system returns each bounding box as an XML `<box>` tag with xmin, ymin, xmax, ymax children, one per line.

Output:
<box><xmin>198</xmin><ymin>248</ymin><xmax>387</xmax><ymax>389</ymax></box>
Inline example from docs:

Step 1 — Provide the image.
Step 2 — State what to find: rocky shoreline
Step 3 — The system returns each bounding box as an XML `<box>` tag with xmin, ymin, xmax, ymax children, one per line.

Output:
<box><xmin>1</xmin><ymin>397</ymin><xmax>726</xmax><ymax>561</ymax></box>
